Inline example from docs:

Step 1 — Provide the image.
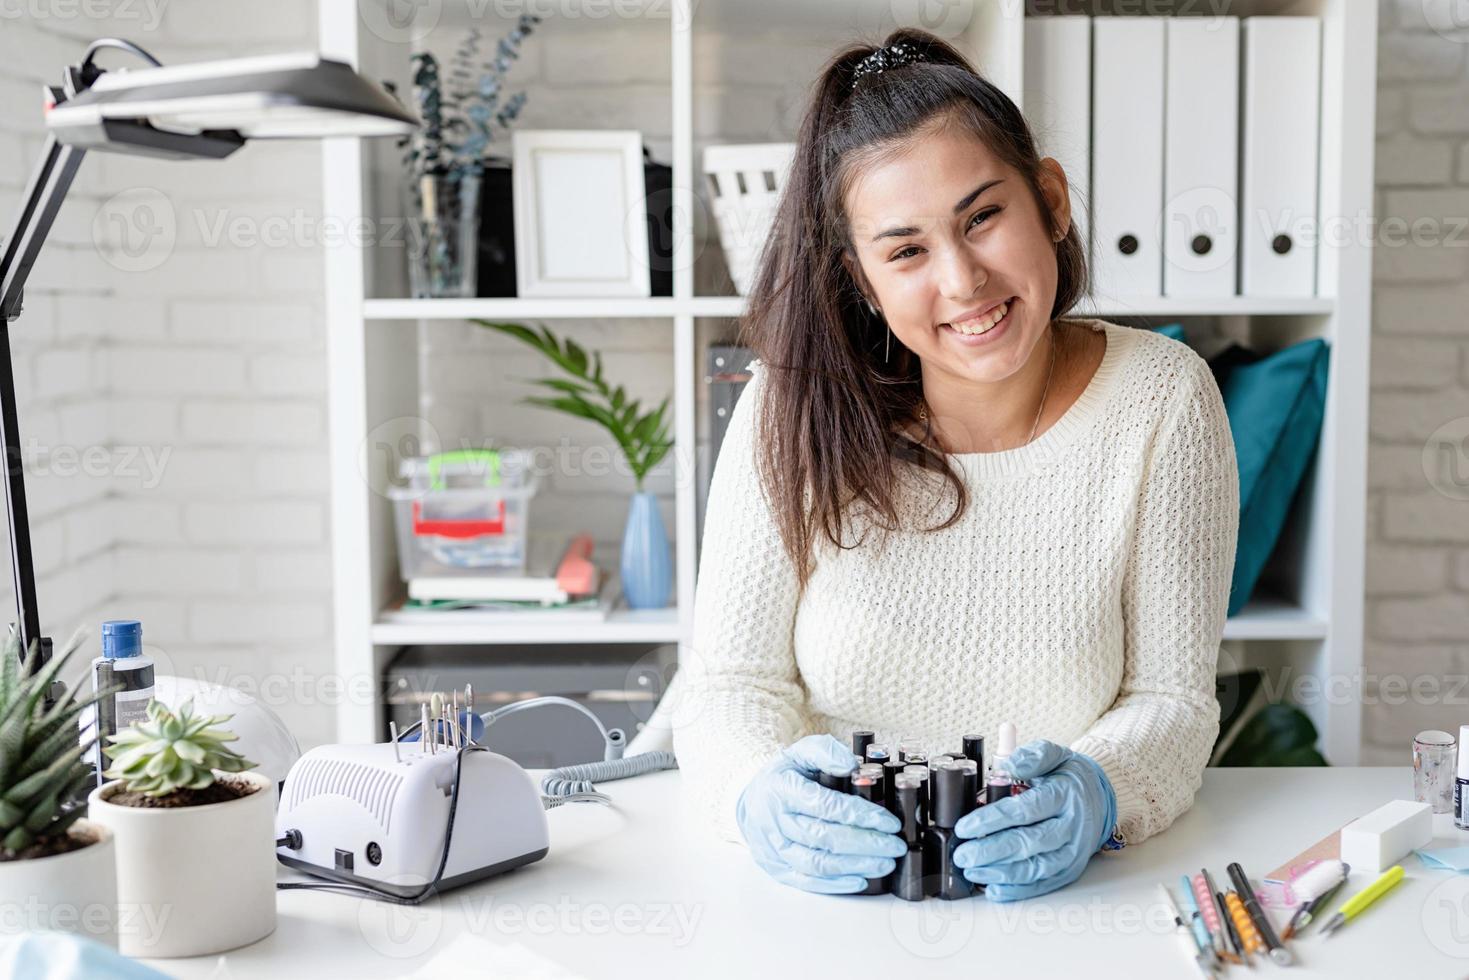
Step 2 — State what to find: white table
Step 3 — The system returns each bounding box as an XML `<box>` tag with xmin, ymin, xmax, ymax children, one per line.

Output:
<box><xmin>145</xmin><ymin>767</ymin><xmax>1469</xmax><ymax>979</ymax></box>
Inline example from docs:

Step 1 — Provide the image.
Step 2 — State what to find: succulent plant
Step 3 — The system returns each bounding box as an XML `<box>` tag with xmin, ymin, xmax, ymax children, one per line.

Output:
<box><xmin>103</xmin><ymin>699</ymin><xmax>254</xmax><ymax>798</ymax></box>
<box><xmin>0</xmin><ymin>627</ymin><xmax>109</xmax><ymax>857</ymax></box>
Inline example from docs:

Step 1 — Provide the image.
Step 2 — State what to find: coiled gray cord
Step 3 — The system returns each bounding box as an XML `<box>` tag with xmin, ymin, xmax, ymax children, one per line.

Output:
<box><xmin>540</xmin><ymin>751</ymin><xmax>679</xmax><ymax>802</ymax></box>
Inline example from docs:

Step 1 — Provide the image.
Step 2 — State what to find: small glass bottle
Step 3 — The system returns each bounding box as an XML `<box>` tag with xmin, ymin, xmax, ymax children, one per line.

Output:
<box><xmin>985</xmin><ymin>721</ymin><xmax>1029</xmax><ymax>804</ymax></box>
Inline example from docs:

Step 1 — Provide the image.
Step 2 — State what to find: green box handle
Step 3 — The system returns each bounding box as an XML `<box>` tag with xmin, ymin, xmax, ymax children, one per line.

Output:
<box><xmin>427</xmin><ymin>449</ymin><xmax>500</xmax><ymax>491</ymax></box>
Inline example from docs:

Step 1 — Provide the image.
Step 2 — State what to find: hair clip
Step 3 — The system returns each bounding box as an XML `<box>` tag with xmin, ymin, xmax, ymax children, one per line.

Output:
<box><xmin>850</xmin><ymin>41</ymin><xmax>925</xmax><ymax>90</ymax></box>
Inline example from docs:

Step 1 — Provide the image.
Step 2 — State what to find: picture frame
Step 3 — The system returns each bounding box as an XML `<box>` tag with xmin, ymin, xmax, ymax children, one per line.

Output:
<box><xmin>511</xmin><ymin>129</ymin><xmax>652</xmax><ymax>298</ymax></box>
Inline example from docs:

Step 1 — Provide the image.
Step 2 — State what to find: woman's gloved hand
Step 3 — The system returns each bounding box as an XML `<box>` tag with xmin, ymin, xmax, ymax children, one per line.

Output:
<box><xmin>736</xmin><ymin>733</ymin><xmax>906</xmax><ymax>894</ymax></box>
<box><xmin>952</xmin><ymin>740</ymin><xmax>1117</xmax><ymax>902</ymax></box>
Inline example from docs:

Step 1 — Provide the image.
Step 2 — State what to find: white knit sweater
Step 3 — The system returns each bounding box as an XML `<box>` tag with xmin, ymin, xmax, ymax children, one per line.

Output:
<box><xmin>671</xmin><ymin>319</ymin><xmax>1240</xmax><ymax>847</ymax></box>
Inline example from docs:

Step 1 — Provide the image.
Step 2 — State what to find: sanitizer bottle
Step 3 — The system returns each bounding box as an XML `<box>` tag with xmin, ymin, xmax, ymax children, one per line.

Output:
<box><xmin>92</xmin><ymin>620</ymin><xmax>155</xmax><ymax>776</ymax></box>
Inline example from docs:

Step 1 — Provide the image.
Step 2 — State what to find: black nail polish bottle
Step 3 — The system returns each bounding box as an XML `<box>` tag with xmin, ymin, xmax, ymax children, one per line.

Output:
<box><xmin>849</xmin><ymin>772</ymin><xmax>892</xmax><ymax>895</ymax></box>
<box><xmin>890</xmin><ymin>771</ymin><xmax>927</xmax><ymax>901</ymax></box>
<box><xmin>923</xmin><ymin>761</ymin><xmax>976</xmax><ymax>901</ymax></box>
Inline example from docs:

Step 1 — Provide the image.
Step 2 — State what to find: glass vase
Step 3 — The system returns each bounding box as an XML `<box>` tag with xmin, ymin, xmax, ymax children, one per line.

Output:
<box><xmin>406</xmin><ymin>170</ymin><xmax>482</xmax><ymax>298</ymax></box>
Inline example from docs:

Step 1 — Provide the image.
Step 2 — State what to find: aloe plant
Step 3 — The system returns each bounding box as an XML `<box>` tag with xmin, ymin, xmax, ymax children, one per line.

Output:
<box><xmin>0</xmin><ymin>628</ymin><xmax>110</xmax><ymax>857</ymax></box>
<box><xmin>103</xmin><ymin>699</ymin><xmax>254</xmax><ymax>798</ymax></box>
<box><xmin>474</xmin><ymin>319</ymin><xmax>673</xmax><ymax>490</ymax></box>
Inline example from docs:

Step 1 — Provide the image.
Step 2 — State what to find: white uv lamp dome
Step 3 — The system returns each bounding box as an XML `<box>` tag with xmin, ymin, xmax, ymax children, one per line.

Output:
<box><xmin>150</xmin><ymin>676</ymin><xmax>302</xmax><ymax>787</ymax></box>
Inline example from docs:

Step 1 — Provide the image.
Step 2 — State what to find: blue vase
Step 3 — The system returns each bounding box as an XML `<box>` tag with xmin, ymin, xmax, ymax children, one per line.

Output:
<box><xmin>620</xmin><ymin>491</ymin><xmax>671</xmax><ymax>609</ymax></box>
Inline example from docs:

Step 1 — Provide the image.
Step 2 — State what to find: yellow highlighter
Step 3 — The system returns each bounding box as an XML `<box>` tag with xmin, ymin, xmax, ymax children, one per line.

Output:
<box><xmin>1320</xmin><ymin>865</ymin><xmax>1405</xmax><ymax>937</ymax></box>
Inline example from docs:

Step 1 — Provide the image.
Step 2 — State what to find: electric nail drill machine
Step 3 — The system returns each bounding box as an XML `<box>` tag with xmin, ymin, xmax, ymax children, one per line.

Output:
<box><xmin>273</xmin><ymin>700</ymin><xmax>550</xmax><ymax>899</ymax></box>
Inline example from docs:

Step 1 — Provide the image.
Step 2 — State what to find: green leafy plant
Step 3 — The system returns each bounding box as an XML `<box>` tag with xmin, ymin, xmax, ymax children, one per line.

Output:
<box><xmin>103</xmin><ymin>699</ymin><xmax>254</xmax><ymax>798</ymax></box>
<box><xmin>0</xmin><ymin>628</ymin><xmax>111</xmax><ymax>858</ymax></box>
<box><xmin>1218</xmin><ymin>703</ymin><xmax>1328</xmax><ymax>767</ymax></box>
<box><xmin>1212</xmin><ymin>669</ymin><xmax>1328</xmax><ymax>766</ymax></box>
<box><xmin>474</xmin><ymin>319</ymin><xmax>673</xmax><ymax>490</ymax></box>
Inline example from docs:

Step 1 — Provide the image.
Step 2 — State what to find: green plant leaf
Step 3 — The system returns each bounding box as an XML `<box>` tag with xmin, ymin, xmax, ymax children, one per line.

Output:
<box><xmin>3</xmin><ymin>746</ymin><xmax>81</xmax><ymax>811</ymax></box>
<box><xmin>471</xmin><ymin>319</ymin><xmax>542</xmax><ymax>351</ymax></box>
<box><xmin>1218</xmin><ymin>703</ymin><xmax>1328</xmax><ymax>767</ymax></box>
<box><xmin>524</xmin><ymin>395</ymin><xmax>600</xmax><ymax>424</ymax></box>
<box><xmin>642</xmin><ymin>436</ymin><xmax>673</xmax><ymax>475</ymax></box>
<box><xmin>564</xmin><ymin>338</ymin><xmax>589</xmax><ymax>375</ymax></box>
<box><xmin>529</xmin><ymin>376</ymin><xmax>597</xmax><ymax>396</ymax></box>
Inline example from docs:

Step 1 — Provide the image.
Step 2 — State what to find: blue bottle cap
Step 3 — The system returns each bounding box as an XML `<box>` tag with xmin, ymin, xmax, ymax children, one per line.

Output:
<box><xmin>101</xmin><ymin>620</ymin><xmax>143</xmax><ymax>659</ymax></box>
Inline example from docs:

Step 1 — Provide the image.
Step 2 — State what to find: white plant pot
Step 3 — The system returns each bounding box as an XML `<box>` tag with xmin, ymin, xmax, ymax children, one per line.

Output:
<box><xmin>87</xmin><ymin>771</ymin><xmax>277</xmax><ymax>958</ymax></box>
<box><xmin>0</xmin><ymin>820</ymin><xmax>118</xmax><ymax>948</ymax></box>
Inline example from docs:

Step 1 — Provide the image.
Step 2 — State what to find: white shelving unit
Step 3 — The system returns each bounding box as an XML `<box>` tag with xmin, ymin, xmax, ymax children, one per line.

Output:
<box><xmin>320</xmin><ymin>0</ymin><xmax>1375</xmax><ymax>763</ymax></box>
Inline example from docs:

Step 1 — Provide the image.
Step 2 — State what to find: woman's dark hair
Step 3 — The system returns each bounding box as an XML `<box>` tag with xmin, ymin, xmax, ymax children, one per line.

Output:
<box><xmin>740</xmin><ymin>27</ymin><xmax>1089</xmax><ymax>590</ymax></box>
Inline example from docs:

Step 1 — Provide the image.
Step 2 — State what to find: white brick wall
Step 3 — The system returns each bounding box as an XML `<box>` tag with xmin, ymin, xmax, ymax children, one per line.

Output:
<box><xmin>1363</xmin><ymin>0</ymin><xmax>1469</xmax><ymax>763</ymax></box>
<box><xmin>0</xmin><ymin>2</ymin><xmax>334</xmax><ymax>747</ymax></box>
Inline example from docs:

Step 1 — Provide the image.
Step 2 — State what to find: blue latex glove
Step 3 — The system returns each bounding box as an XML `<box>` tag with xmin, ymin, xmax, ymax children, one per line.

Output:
<box><xmin>952</xmin><ymin>739</ymin><xmax>1117</xmax><ymax>902</ymax></box>
<box><xmin>0</xmin><ymin>932</ymin><xmax>168</xmax><ymax>979</ymax></box>
<box><xmin>736</xmin><ymin>733</ymin><xmax>906</xmax><ymax>894</ymax></box>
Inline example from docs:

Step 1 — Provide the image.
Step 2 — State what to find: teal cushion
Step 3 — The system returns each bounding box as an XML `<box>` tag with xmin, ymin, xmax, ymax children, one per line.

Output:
<box><xmin>1152</xmin><ymin>323</ymin><xmax>1185</xmax><ymax>342</ymax></box>
<box><xmin>1213</xmin><ymin>338</ymin><xmax>1330</xmax><ymax>616</ymax></box>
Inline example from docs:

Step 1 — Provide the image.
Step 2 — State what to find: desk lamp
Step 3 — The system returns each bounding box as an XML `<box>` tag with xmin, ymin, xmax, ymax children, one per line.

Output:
<box><xmin>0</xmin><ymin>39</ymin><xmax>417</xmax><ymax>671</ymax></box>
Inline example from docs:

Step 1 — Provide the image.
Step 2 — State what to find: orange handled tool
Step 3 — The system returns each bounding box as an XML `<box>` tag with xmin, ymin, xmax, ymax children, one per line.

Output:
<box><xmin>1225</xmin><ymin>890</ymin><xmax>1264</xmax><ymax>960</ymax></box>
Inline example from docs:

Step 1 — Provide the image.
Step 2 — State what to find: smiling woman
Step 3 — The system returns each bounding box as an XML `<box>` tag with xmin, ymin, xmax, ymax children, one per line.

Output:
<box><xmin>671</xmin><ymin>28</ymin><xmax>1239</xmax><ymax>903</ymax></box>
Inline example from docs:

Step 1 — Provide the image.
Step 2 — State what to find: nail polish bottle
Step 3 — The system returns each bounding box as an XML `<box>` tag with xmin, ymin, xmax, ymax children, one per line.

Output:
<box><xmin>923</xmin><ymin>761</ymin><xmax>977</xmax><ymax>900</ymax></box>
<box><xmin>850</xmin><ymin>772</ymin><xmax>891</xmax><ymax>895</ymax></box>
<box><xmin>902</xmin><ymin>764</ymin><xmax>930</xmax><ymax>817</ymax></box>
<box><xmin>1456</xmin><ymin>726</ymin><xmax>1469</xmax><ymax>831</ymax></box>
<box><xmin>852</xmin><ymin>730</ymin><xmax>875</xmax><ymax>760</ymax></box>
<box><xmin>882</xmin><ymin>755</ymin><xmax>906</xmax><ymax>809</ymax></box>
<box><xmin>891</xmin><ymin>772</ymin><xmax>928</xmax><ymax>901</ymax></box>
<box><xmin>962</xmin><ymin>733</ymin><xmax>985</xmax><ymax>775</ymax></box>
<box><xmin>818</xmin><ymin>761</ymin><xmax>854</xmax><ymax>794</ymax></box>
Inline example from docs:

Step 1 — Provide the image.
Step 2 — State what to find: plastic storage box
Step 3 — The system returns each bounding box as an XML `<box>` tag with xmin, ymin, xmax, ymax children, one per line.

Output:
<box><xmin>390</xmin><ymin>449</ymin><xmax>538</xmax><ymax>577</ymax></box>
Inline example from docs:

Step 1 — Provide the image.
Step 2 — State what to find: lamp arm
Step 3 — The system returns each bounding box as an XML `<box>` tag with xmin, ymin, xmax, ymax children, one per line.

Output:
<box><xmin>0</xmin><ymin>131</ymin><xmax>86</xmax><ymax>671</ymax></box>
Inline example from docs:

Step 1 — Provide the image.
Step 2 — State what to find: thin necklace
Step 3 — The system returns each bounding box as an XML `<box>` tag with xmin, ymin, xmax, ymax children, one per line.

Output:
<box><xmin>919</xmin><ymin>324</ymin><xmax>1059</xmax><ymax>449</ymax></box>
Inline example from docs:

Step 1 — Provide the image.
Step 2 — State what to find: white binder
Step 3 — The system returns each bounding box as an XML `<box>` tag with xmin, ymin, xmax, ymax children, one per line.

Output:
<box><xmin>1023</xmin><ymin>17</ymin><xmax>1091</xmax><ymax>256</ymax></box>
<box><xmin>1164</xmin><ymin>17</ymin><xmax>1240</xmax><ymax>297</ymax></box>
<box><xmin>1091</xmin><ymin>17</ymin><xmax>1165</xmax><ymax>301</ymax></box>
<box><xmin>1241</xmin><ymin>17</ymin><xmax>1321</xmax><ymax>298</ymax></box>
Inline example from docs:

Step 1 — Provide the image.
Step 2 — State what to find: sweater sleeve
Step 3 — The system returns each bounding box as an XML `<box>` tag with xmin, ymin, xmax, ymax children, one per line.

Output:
<box><xmin>672</xmin><ymin>363</ymin><xmax>808</xmax><ymax>843</ymax></box>
<box><xmin>1070</xmin><ymin>353</ymin><xmax>1239</xmax><ymax>846</ymax></box>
